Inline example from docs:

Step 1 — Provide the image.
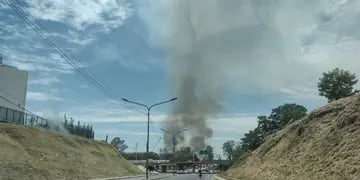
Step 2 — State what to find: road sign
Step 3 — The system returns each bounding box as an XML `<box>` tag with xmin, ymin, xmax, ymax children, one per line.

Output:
<box><xmin>199</xmin><ymin>150</ymin><xmax>208</xmax><ymax>155</ymax></box>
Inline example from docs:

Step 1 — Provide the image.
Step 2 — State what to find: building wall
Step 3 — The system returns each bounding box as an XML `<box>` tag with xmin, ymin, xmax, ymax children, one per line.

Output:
<box><xmin>0</xmin><ymin>65</ymin><xmax>28</xmax><ymax>112</ymax></box>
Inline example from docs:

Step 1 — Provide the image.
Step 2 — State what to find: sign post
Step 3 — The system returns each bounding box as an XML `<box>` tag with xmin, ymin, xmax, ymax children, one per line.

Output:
<box><xmin>199</xmin><ymin>150</ymin><xmax>208</xmax><ymax>155</ymax></box>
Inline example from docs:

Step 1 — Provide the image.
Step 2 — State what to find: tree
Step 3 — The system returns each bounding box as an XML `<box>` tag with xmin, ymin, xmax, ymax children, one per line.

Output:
<box><xmin>124</xmin><ymin>152</ymin><xmax>159</xmax><ymax>160</ymax></box>
<box><xmin>268</xmin><ymin>103</ymin><xmax>307</xmax><ymax>130</ymax></box>
<box><xmin>223</xmin><ymin>140</ymin><xmax>235</xmax><ymax>160</ymax></box>
<box><xmin>111</xmin><ymin>137</ymin><xmax>128</xmax><ymax>154</ymax></box>
<box><xmin>318</xmin><ymin>68</ymin><xmax>358</xmax><ymax>102</ymax></box>
<box><xmin>174</xmin><ymin>146</ymin><xmax>199</xmax><ymax>162</ymax></box>
<box><xmin>256</xmin><ymin>116</ymin><xmax>277</xmax><ymax>137</ymax></box>
<box><xmin>159</xmin><ymin>148</ymin><xmax>173</xmax><ymax>160</ymax></box>
<box><xmin>205</xmin><ymin>145</ymin><xmax>214</xmax><ymax>161</ymax></box>
<box><xmin>240</xmin><ymin>128</ymin><xmax>263</xmax><ymax>151</ymax></box>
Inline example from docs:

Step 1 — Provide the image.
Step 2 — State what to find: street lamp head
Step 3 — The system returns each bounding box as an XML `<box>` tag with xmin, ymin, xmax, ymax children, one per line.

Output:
<box><xmin>170</xmin><ymin>97</ymin><xmax>178</xmax><ymax>101</ymax></box>
<box><xmin>121</xmin><ymin>98</ymin><xmax>129</xmax><ymax>102</ymax></box>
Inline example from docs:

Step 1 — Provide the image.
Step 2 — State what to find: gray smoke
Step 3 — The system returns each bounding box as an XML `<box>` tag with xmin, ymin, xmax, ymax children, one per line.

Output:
<box><xmin>160</xmin><ymin>0</ymin><xmax>295</xmax><ymax>151</ymax></box>
<box><xmin>137</xmin><ymin>0</ymin><xmax>360</xmax><ymax>151</ymax></box>
<box><xmin>43</xmin><ymin>101</ymin><xmax>68</xmax><ymax>134</ymax></box>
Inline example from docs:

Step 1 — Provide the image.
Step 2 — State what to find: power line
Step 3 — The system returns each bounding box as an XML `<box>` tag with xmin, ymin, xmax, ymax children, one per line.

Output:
<box><xmin>0</xmin><ymin>94</ymin><xmax>36</xmax><ymax>116</ymax></box>
<box><xmin>0</xmin><ymin>88</ymin><xmax>25</xmax><ymax>105</ymax></box>
<box><xmin>7</xmin><ymin>0</ymin><xmax>115</xmax><ymax>98</ymax></box>
<box><xmin>6</xmin><ymin>0</ymin><xmax>147</xmax><ymax>114</ymax></box>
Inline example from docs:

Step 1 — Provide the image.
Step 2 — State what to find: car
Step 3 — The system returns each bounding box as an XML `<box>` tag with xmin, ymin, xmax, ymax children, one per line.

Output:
<box><xmin>150</xmin><ymin>170</ymin><xmax>159</xmax><ymax>176</ymax></box>
<box><xmin>177</xmin><ymin>170</ymin><xmax>185</xmax><ymax>174</ymax></box>
<box><xmin>184</xmin><ymin>169</ymin><xmax>193</xmax><ymax>174</ymax></box>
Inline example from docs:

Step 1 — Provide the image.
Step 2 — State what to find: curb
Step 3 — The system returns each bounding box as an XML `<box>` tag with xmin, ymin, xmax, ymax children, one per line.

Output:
<box><xmin>150</xmin><ymin>175</ymin><xmax>173</xmax><ymax>180</ymax></box>
<box><xmin>90</xmin><ymin>175</ymin><xmax>144</xmax><ymax>180</ymax></box>
<box><xmin>212</xmin><ymin>174</ymin><xmax>228</xmax><ymax>180</ymax></box>
<box><xmin>90</xmin><ymin>174</ymin><xmax>172</xmax><ymax>180</ymax></box>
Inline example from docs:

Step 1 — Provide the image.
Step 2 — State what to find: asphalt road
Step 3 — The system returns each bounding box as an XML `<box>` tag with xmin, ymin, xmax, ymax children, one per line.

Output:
<box><xmin>161</xmin><ymin>174</ymin><xmax>211</xmax><ymax>180</ymax></box>
<box><xmin>121</xmin><ymin>174</ymin><xmax>212</xmax><ymax>180</ymax></box>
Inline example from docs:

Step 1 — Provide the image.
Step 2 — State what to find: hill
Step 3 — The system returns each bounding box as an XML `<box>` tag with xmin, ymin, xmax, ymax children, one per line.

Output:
<box><xmin>0</xmin><ymin>122</ymin><xmax>142</xmax><ymax>180</ymax></box>
<box><xmin>223</xmin><ymin>95</ymin><xmax>360</xmax><ymax>180</ymax></box>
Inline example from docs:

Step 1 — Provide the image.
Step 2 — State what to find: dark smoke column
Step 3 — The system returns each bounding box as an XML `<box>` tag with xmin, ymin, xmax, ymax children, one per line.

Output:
<box><xmin>162</xmin><ymin>0</ymin><xmax>224</xmax><ymax>152</ymax></box>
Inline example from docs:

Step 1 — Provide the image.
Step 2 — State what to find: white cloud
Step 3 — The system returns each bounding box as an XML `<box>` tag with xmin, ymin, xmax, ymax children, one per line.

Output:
<box><xmin>27</xmin><ymin>91</ymin><xmax>63</xmax><ymax>101</ymax></box>
<box><xmin>96</xmin><ymin>129</ymin><xmax>162</xmax><ymax>137</ymax></box>
<box><xmin>140</xmin><ymin>0</ymin><xmax>360</xmax><ymax>99</ymax></box>
<box><xmin>29</xmin><ymin>76</ymin><xmax>60</xmax><ymax>85</ymax></box>
<box><xmin>67</xmin><ymin>30</ymin><xmax>95</xmax><ymax>45</ymax></box>
<box><xmin>279</xmin><ymin>86</ymin><xmax>323</xmax><ymax>100</ymax></box>
<box><xmin>94</xmin><ymin>43</ymin><xmax>154</xmax><ymax>71</ymax></box>
<box><xmin>212</xmin><ymin>136</ymin><xmax>236</xmax><ymax>141</ymax></box>
<box><xmin>75</xmin><ymin>112</ymin><xmax>166</xmax><ymax>123</ymax></box>
<box><xmin>26</xmin><ymin>0</ymin><xmax>133</xmax><ymax>32</ymax></box>
<box><xmin>46</xmin><ymin>30</ymin><xmax>95</xmax><ymax>46</ymax></box>
<box><xmin>2</xmin><ymin>49</ymin><xmax>74</xmax><ymax>74</ymax></box>
<box><xmin>79</xmin><ymin>84</ymin><xmax>89</xmax><ymax>88</ymax></box>
<box><xmin>209</xmin><ymin>114</ymin><xmax>258</xmax><ymax>134</ymax></box>
<box><xmin>61</xmin><ymin>100</ymin><xmax>150</xmax><ymax>122</ymax></box>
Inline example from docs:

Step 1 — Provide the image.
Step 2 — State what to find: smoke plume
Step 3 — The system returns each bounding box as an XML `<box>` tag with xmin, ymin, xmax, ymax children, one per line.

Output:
<box><xmin>138</xmin><ymin>0</ymin><xmax>360</xmax><ymax>151</ymax></box>
<box><xmin>160</xmin><ymin>0</ymin><xmax>316</xmax><ymax>151</ymax></box>
<box><xmin>43</xmin><ymin>100</ymin><xmax>68</xmax><ymax>133</ymax></box>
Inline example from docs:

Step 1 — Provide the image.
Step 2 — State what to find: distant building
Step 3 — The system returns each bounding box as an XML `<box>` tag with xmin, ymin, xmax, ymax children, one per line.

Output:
<box><xmin>0</xmin><ymin>54</ymin><xmax>28</xmax><ymax>124</ymax></box>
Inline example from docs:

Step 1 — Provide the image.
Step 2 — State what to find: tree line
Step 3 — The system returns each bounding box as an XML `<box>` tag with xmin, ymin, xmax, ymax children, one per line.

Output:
<box><xmin>63</xmin><ymin>118</ymin><xmax>94</xmax><ymax>139</ymax></box>
<box><xmin>110</xmin><ymin>136</ymin><xmax>214</xmax><ymax>163</ymax></box>
<box><xmin>223</xmin><ymin>68</ymin><xmax>359</xmax><ymax>165</ymax></box>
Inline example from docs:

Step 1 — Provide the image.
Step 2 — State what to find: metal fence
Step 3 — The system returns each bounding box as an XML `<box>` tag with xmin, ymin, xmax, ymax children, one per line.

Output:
<box><xmin>0</xmin><ymin>105</ymin><xmax>94</xmax><ymax>139</ymax></box>
<box><xmin>0</xmin><ymin>105</ymin><xmax>48</xmax><ymax>127</ymax></box>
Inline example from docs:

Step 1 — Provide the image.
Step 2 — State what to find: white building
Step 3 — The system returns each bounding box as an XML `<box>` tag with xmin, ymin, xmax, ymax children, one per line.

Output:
<box><xmin>0</xmin><ymin>55</ymin><xmax>28</xmax><ymax>123</ymax></box>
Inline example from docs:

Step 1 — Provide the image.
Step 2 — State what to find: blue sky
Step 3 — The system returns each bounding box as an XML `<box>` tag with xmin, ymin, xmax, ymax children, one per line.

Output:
<box><xmin>1</xmin><ymin>0</ymin><xmax>360</xmax><ymax>156</ymax></box>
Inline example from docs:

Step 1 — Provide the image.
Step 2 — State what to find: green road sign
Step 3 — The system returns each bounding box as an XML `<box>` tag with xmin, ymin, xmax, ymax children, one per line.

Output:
<box><xmin>199</xmin><ymin>150</ymin><xmax>208</xmax><ymax>155</ymax></box>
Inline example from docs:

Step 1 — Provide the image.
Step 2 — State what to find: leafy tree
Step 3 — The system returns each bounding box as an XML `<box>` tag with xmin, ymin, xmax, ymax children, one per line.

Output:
<box><xmin>256</xmin><ymin>116</ymin><xmax>277</xmax><ymax>137</ymax></box>
<box><xmin>268</xmin><ymin>103</ymin><xmax>307</xmax><ymax>129</ymax></box>
<box><xmin>240</xmin><ymin>128</ymin><xmax>263</xmax><ymax>151</ymax></box>
<box><xmin>318</xmin><ymin>68</ymin><xmax>358</xmax><ymax>102</ymax></box>
<box><xmin>111</xmin><ymin>137</ymin><xmax>128</xmax><ymax>154</ymax></box>
<box><xmin>230</xmin><ymin>104</ymin><xmax>307</xmax><ymax>163</ymax></box>
<box><xmin>223</xmin><ymin>140</ymin><xmax>235</xmax><ymax>160</ymax></box>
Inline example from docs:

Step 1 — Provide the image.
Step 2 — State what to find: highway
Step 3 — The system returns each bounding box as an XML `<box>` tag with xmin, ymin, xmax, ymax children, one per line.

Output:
<box><xmin>121</xmin><ymin>174</ymin><xmax>212</xmax><ymax>180</ymax></box>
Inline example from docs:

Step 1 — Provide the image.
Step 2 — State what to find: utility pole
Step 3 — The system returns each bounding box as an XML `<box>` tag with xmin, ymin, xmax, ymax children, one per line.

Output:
<box><xmin>121</xmin><ymin>97</ymin><xmax>177</xmax><ymax>180</ymax></box>
<box><xmin>135</xmin><ymin>143</ymin><xmax>139</xmax><ymax>161</ymax></box>
<box><xmin>172</xmin><ymin>135</ymin><xmax>176</xmax><ymax>157</ymax></box>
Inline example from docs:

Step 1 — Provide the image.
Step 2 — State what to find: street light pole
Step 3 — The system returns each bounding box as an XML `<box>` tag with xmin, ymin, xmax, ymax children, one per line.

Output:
<box><xmin>135</xmin><ymin>143</ymin><xmax>138</xmax><ymax>161</ymax></box>
<box><xmin>121</xmin><ymin>97</ymin><xmax>177</xmax><ymax>180</ymax></box>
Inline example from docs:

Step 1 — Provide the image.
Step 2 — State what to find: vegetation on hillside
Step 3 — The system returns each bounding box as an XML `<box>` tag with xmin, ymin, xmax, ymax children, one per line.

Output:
<box><xmin>223</xmin><ymin>103</ymin><xmax>307</xmax><ymax>165</ymax></box>
<box><xmin>0</xmin><ymin>122</ymin><xmax>142</xmax><ymax>180</ymax></box>
<box><xmin>221</xmin><ymin>68</ymin><xmax>360</xmax><ymax>179</ymax></box>
<box><xmin>223</xmin><ymin>95</ymin><xmax>360</xmax><ymax>179</ymax></box>
<box><xmin>111</xmin><ymin>137</ymin><xmax>128</xmax><ymax>154</ymax></box>
<box><xmin>63</xmin><ymin>118</ymin><xmax>94</xmax><ymax>139</ymax></box>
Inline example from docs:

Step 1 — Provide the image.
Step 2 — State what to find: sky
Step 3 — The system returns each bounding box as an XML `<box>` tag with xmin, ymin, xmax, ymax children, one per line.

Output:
<box><xmin>1</xmin><ymin>0</ymin><xmax>360</xmax><ymax>156</ymax></box>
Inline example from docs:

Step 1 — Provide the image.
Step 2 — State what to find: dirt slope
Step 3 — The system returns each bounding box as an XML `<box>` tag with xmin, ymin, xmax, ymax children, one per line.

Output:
<box><xmin>0</xmin><ymin>123</ymin><xmax>142</xmax><ymax>180</ymax></box>
<box><xmin>224</xmin><ymin>95</ymin><xmax>360</xmax><ymax>180</ymax></box>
